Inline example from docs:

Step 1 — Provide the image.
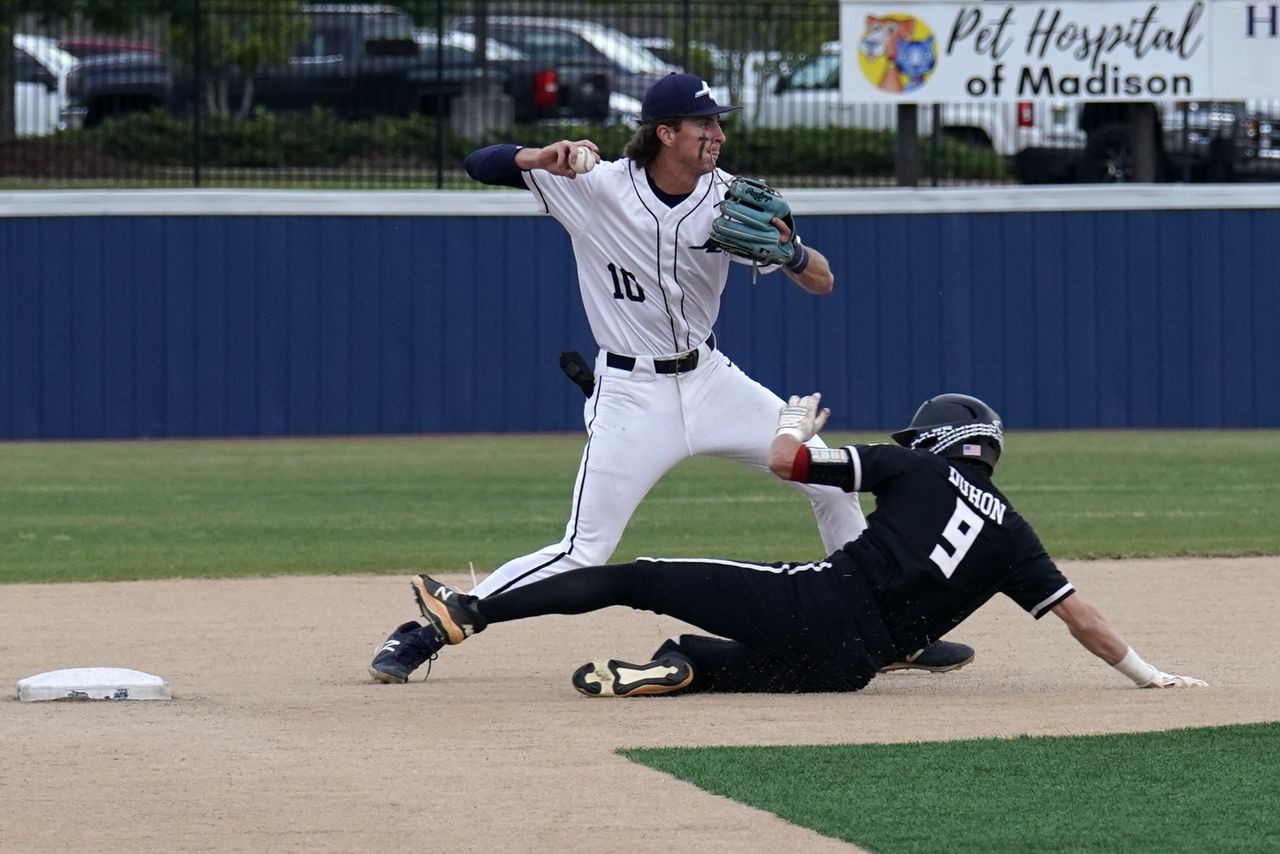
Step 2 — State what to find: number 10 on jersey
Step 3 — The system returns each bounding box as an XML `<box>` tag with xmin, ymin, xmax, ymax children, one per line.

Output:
<box><xmin>608</xmin><ymin>263</ymin><xmax>646</xmax><ymax>302</ymax></box>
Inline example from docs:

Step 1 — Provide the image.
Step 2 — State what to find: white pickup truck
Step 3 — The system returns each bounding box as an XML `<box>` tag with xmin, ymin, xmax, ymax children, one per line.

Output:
<box><xmin>14</xmin><ymin>34</ymin><xmax>76</xmax><ymax>137</ymax></box>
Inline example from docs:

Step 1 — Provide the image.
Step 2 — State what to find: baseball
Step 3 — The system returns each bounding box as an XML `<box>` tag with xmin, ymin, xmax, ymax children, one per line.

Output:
<box><xmin>570</xmin><ymin>145</ymin><xmax>598</xmax><ymax>174</ymax></box>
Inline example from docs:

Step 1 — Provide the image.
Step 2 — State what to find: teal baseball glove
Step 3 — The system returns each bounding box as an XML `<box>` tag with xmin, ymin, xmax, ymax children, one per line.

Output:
<box><xmin>708</xmin><ymin>176</ymin><xmax>798</xmax><ymax>266</ymax></box>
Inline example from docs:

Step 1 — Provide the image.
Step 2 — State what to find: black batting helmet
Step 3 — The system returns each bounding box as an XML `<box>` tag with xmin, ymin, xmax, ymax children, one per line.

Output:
<box><xmin>890</xmin><ymin>393</ymin><xmax>1004</xmax><ymax>471</ymax></box>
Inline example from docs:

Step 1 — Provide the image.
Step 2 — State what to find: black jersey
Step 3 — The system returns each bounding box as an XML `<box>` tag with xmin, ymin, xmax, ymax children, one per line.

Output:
<box><xmin>806</xmin><ymin>443</ymin><xmax>1075</xmax><ymax>655</ymax></box>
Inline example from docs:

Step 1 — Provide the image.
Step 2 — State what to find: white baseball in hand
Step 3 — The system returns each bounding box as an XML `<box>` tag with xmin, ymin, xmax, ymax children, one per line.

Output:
<box><xmin>570</xmin><ymin>145</ymin><xmax>598</xmax><ymax>174</ymax></box>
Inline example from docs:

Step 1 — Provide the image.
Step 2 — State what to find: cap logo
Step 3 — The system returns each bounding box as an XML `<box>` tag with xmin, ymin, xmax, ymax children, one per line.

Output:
<box><xmin>693</xmin><ymin>80</ymin><xmax>712</xmax><ymax>98</ymax></box>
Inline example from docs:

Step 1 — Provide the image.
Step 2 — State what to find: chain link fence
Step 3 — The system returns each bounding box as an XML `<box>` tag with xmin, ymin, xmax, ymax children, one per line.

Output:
<box><xmin>6</xmin><ymin>0</ymin><xmax>1280</xmax><ymax>188</ymax></box>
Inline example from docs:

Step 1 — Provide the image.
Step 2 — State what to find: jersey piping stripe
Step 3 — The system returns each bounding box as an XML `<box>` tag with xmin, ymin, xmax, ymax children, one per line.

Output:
<box><xmin>670</xmin><ymin>177</ymin><xmax>718</xmax><ymax>352</ymax></box>
<box><xmin>628</xmin><ymin>164</ymin><xmax>681</xmax><ymax>354</ymax></box>
<box><xmin>636</xmin><ymin>556</ymin><xmax>833</xmax><ymax>576</ymax></box>
<box><xmin>847</xmin><ymin>445</ymin><xmax>863</xmax><ymax>491</ymax></box>
<box><xmin>482</xmin><ymin>377</ymin><xmax>607</xmax><ymax>597</ymax></box>
<box><xmin>525</xmin><ymin>170</ymin><xmax>551</xmax><ymax>214</ymax></box>
<box><xmin>1030</xmin><ymin>582</ymin><xmax>1076</xmax><ymax>617</ymax></box>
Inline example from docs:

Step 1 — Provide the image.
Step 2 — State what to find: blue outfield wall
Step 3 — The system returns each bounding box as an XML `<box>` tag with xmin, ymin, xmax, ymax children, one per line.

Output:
<box><xmin>1</xmin><ymin>187</ymin><xmax>1277</xmax><ymax>439</ymax></box>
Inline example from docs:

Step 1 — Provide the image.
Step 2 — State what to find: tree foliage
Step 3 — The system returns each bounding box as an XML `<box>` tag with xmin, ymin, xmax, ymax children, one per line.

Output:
<box><xmin>165</xmin><ymin>0</ymin><xmax>309</xmax><ymax>118</ymax></box>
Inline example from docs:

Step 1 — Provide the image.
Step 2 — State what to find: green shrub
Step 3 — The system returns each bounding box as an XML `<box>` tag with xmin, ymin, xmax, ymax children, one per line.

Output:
<box><xmin>60</xmin><ymin>108</ymin><xmax>1008</xmax><ymax>182</ymax></box>
<box><xmin>73</xmin><ymin>109</ymin><xmax>194</xmax><ymax>166</ymax></box>
<box><xmin>71</xmin><ymin>107</ymin><xmax>452</xmax><ymax>168</ymax></box>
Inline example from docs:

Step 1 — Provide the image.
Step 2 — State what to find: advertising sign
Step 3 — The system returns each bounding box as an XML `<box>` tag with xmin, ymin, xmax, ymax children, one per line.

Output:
<box><xmin>839</xmin><ymin>1</ymin><xmax>1280</xmax><ymax>102</ymax></box>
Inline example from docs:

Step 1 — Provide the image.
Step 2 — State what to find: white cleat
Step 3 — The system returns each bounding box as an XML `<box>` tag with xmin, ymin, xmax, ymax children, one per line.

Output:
<box><xmin>571</xmin><ymin>654</ymin><xmax>694</xmax><ymax>697</ymax></box>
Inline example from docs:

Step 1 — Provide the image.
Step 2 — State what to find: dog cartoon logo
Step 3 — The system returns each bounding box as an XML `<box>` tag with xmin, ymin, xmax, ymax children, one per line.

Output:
<box><xmin>857</xmin><ymin>14</ymin><xmax>937</xmax><ymax>94</ymax></box>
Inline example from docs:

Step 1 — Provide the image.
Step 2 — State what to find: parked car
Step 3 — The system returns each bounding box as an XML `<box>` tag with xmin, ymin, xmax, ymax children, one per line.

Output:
<box><xmin>1061</xmin><ymin>100</ymin><xmax>1280</xmax><ymax>182</ymax></box>
<box><xmin>1233</xmin><ymin>104</ymin><xmax>1280</xmax><ymax>179</ymax></box>
<box><xmin>414</xmin><ymin>27</ymin><xmax>611</xmax><ymax>123</ymax></box>
<box><xmin>449</xmin><ymin>17</ymin><xmax>685</xmax><ymax>123</ymax></box>
<box><xmin>14</xmin><ymin>33</ymin><xmax>76</xmax><ymax>136</ymax></box>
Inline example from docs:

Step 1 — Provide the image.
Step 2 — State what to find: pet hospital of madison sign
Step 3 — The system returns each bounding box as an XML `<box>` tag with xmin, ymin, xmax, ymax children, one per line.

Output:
<box><xmin>839</xmin><ymin>1</ymin><xmax>1280</xmax><ymax>101</ymax></box>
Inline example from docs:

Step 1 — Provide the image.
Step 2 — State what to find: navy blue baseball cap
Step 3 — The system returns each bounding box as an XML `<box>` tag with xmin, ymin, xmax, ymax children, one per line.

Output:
<box><xmin>641</xmin><ymin>72</ymin><xmax>740</xmax><ymax>123</ymax></box>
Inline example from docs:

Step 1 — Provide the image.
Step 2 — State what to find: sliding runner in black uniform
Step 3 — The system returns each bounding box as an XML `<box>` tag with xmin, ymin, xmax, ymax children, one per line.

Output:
<box><xmin>385</xmin><ymin>392</ymin><xmax>1207</xmax><ymax>696</ymax></box>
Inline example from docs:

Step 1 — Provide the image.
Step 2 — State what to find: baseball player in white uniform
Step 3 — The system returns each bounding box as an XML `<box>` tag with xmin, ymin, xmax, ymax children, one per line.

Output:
<box><xmin>368</xmin><ymin>73</ymin><xmax>972</xmax><ymax>683</ymax></box>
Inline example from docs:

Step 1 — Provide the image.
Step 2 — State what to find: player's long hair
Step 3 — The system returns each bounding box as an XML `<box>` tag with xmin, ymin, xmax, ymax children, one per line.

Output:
<box><xmin>624</xmin><ymin>118</ymin><xmax>683</xmax><ymax>167</ymax></box>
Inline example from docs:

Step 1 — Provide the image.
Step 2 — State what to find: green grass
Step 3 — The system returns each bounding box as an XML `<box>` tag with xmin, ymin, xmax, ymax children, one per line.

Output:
<box><xmin>623</xmin><ymin>722</ymin><xmax>1280</xmax><ymax>853</ymax></box>
<box><xmin>992</xmin><ymin>430</ymin><xmax>1280</xmax><ymax>557</ymax></box>
<box><xmin>1</xmin><ymin>430</ymin><xmax>1278</xmax><ymax>583</ymax></box>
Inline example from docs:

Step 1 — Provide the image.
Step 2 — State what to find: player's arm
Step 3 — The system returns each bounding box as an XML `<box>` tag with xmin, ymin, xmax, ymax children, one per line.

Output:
<box><xmin>464</xmin><ymin>140</ymin><xmax>601</xmax><ymax>187</ymax></box>
<box><xmin>768</xmin><ymin>433</ymin><xmax>804</xmax><ymax>480</ymax></box>
<box><xmin>514</xmin><ymin>139</ymin><xmax>600</xmax><ymax>178</ymax></box>
<box><xmin>768</xmin><ymin>393</ymin><xmax>829</xmax><ymax>480</ymax></box>
<box><xmin>463</xmin><ymin>144</ymin><xmax>527</xmax><ymax>188</ymax></box>
<box><xmin>774</xmin><ymin>218</ymin><xmax>833</xmax><ymax>295</ymax></box>
<box><xmin>769</xmin><ymin>393</ymin><xmax>912</xmax><ymax>490</ymax></box>
<box><xmin>1050</xmin><ymin>594</ymin><xmax>1208</xmax><ymax>688</ymax></box>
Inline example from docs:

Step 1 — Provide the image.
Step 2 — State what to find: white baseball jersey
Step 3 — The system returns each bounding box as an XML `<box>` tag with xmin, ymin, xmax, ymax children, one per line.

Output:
<box><xmin>524</xmin><ymin>159</ymin><xmax>763</xmax><ymax>356</ymax></box>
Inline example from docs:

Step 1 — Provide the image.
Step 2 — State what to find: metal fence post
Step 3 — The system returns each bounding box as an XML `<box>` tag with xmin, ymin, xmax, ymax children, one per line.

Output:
<box><xmin>1129</xmin><ymin>103</ymin><xmax>1158</xmax><ymax>183</ymax></box>
<box><xmin>896</xmin><ymin>103</ymin><xmax>919</xmax><ymax>187</ymax></box>
<box><xmin>1179</xmin><ymin>102</ymin><xmax>1191</xmax><ymax>183</ymax></box>
<box><xmin>192</xmin><ymin>0</ymin><xmax>203</xmax><ymax>187</ymax></box>
<box><xmin>681</xmin><ymin>0</ymin><xmax>692</xmax><ymax>69</ymax></box>
<box><xmin>436</xmin><ymin>0</ymin><xmax>445</xmax><ymax>189</ymax></box>
<box><xmin>930</xmin><ymin>104</ymin><xmax>941</xmax><ymax>187</ymax></box>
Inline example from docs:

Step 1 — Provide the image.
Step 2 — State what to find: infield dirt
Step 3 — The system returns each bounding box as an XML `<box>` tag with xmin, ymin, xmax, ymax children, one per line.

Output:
<box><xmin>3</xmin><ymin>557</ymin><xmax>1276</xmax><ymax>853</ymax></box>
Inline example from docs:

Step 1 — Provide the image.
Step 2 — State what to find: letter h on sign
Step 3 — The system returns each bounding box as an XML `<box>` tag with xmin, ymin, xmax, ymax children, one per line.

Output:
<box><xmin>1246</xmin><ymin>4</ymin><xmax>1279</xmax><ymax>37</ymax></box>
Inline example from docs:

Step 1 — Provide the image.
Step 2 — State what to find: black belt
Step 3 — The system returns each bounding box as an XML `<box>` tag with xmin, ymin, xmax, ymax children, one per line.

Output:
<box><xmin>607</xmin><ymin>333</ymin><xmax>715</xmax><ymax>375</ymax></box>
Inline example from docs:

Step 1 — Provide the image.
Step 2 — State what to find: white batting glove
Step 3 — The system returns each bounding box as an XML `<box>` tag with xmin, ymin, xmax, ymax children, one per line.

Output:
<box><xmin>1114</xmin><ymin>647</ymin><xmax>1207</xmax><ymax>688</ymax></box>
<box><xmin>1142</xmin><ymin>671</ymin><xmax>1209</xmax><ymax>689</ymax></box>
<box><xmin>776</xmin><ymin>393</ymin><xmax>830</xmax><ymax>442</ymax></box>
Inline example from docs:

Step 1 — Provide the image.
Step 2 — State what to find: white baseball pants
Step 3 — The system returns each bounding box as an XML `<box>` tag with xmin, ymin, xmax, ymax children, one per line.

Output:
<box><xmin>470</xmin><ymin>341</ymin><xmax>866</xmax><ymax>598</ymax></box>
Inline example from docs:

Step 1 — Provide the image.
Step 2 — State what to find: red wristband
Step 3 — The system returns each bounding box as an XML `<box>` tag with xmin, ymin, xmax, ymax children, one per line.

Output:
<box><xmin>790</xmin><ymin>444</ymin><xmax>810</xmax><ymax>481</ymax></box>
